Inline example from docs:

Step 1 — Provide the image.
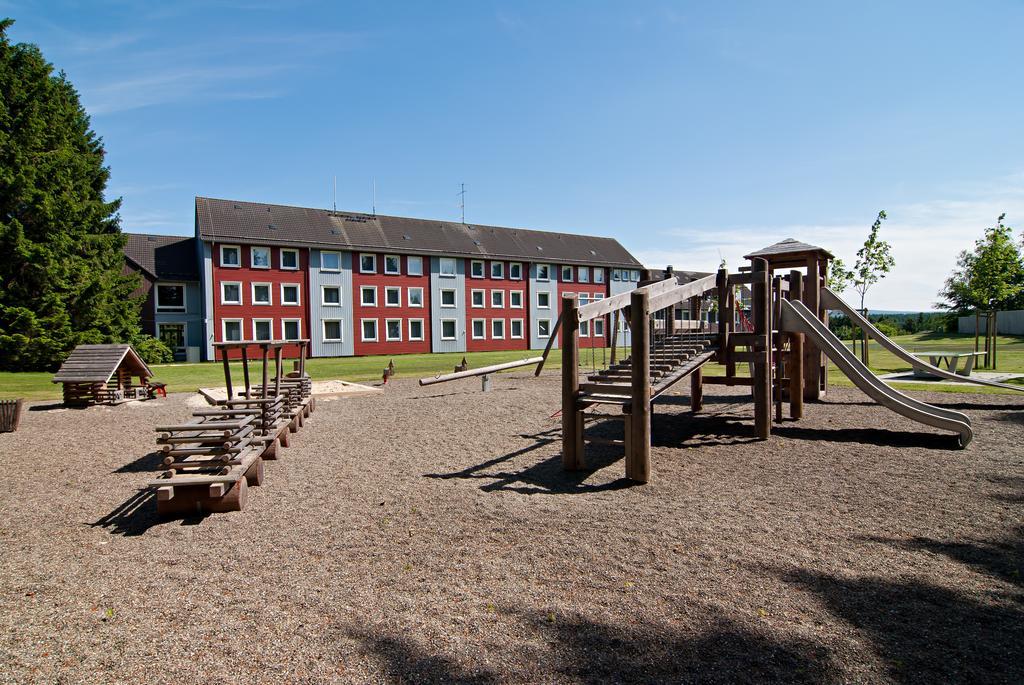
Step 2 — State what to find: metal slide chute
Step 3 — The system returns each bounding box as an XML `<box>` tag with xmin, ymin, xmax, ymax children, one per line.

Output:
<box><xmin>779</xmin><ymin>298</ymin><xmax>973</xmax><ymax>447</ymax></box>
<box><xmin>821</xmin><ymin>287</ymin><xmax>1023</xmax><ymax>393</ymax></box>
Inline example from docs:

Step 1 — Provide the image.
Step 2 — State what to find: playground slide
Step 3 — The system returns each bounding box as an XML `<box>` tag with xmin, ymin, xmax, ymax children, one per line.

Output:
<box><xmin>779</xmin><ymin>299</ymin><xmax>973</xmax><ymax>447</ymax></box>
<box><xmin>821</xmin><ymin>287</ymin><xmax>1024</xmax><ymax>393</ymax></box>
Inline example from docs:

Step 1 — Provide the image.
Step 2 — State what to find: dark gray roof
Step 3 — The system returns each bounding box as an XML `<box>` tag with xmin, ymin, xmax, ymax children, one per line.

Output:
<box><xmin>52</xmin><ymin>344</ymin><xmax>152</xmax><ymax>383</ymax></box>
<box><xmin>744</xmin><ymin>238</ymin><xmax>834</xmax><ymax>260</ymax></box>
<box><xmin>196</xmin><ymin>197</ymin><xmax>642</xmax><ymax>268</ymax></box>
<box><xmin>124</xmin><ymin>233</ymin><xmax>199</xmax><ymax>281</ymax></box>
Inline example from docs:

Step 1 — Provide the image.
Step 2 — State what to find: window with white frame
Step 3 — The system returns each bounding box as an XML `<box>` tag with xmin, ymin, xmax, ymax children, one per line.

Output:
<box><xmin>510</xmin><ymin>319</ymin><xmax>524</xmax><ymax>339</ymax></box>
<box><xmin>360</xmin><ymin>286</ymin><xmax>377</xmax><ymax>306</ymax></box>
<box><xmin>537</xmin><ymin>291</ymin><xmax>550</xmax><ymax>309</ymax></box>
<box><xmin>322</xmin><ymin>285</ymin><xmax>341</xmax><ymax>306</ymax></box>
<box><xmin>251</xmin><ymin>246</ymin><xmax>271</xmax><ymax>269</ymax></box>
<box><xmin>491</xmin><ymin>319</ymin><xmax>505</xmax><ymax>339</ymax></box>
<box><xmin>579</xmin><ymin>266</ymin><xmax>590</xmax><ymax>283</ymax></box>
<box><xmin>222</xmin><ymin>319</ymin><xmax>242</xmax><ymax>341</ymax></box>
<box><xmin>385</xmin><ymin>319</ymin><xmax>402</xmax><ymax>341</ymax></box>
<box><xmin>407</xmin><ymin>255</ymin><xmax>423</xmax><ymax>276</ymax></box>
<box><xmin>594</xmin><ymin>267</ymin><xmax>605</xmax><ymax>283</ymax></box>
<box><xmin>440</xmin><ymin>289</ymin><xmax>456</xmax><ymax>308</ymax></box>
<box><xmin>440</xmin><ymin>319</ymin><xmax>457</xmax><ymax>340</ymax></box>
<box><xmin>221</xmin><ymin>281</ymin><xmax>242</xmax><ymax>305</ymax></box>
<box><xmin>471</xmin><ymin>289</ymin><xmax>485</xmax><ymax>308</ymax></box>
<box><xmin>439</xmin><ymin>257</ymin><xmax>457</xmax><ymax>276</ymax></box>
<box><xmin>252</xmin><ymin>283</ymin><xmax>272</xmax><ymax>305</ymax></box>
<box><xmin>322</xmin><ymin>319</ymin><xmax>343</xmax><ymax>342</ymax></box>
<box><xmin>631</xmin><ymin>270</ymin><xmax>640</xmax><ymax>281</ymax></box>
<box><xmin>561</xmin><ymin>265</ymin><xmax>573</xmax><ymax>282</ymax></box>
<box><xmin>384</xmin><ymin>255</ymin><xmax>401</xmax><ymax>275</ymax></box>
<box><xmin>385</xmin><ymin>286</ymin><xmax>401</xmax><ymax>307</ymax></box>
<box><xmin>253</xmin><ymin>319</ymin><xmax>273</xmax><ymax>340</ymax></box>
<box><xmin>321</xmin><ymin>251</ymin><xmax>341</xmax><ymax>272</ymax></box>
<box><xmin>220</xmin><ymin>245</ymin><xmax>240</xmax><ymax>267</ymax></box>
<box><xmin>537</xmin><ymin>319</ymin><xmax>551</xmax><ymax>338</ymax></box>
<box><xmin>408</xmin><ymin>287</ymin><xmax>424</xmax><ymax>307</ymax></box>
<box><xmin>580</xmin><ymin>320</ymin><xmax>590</xmax><ymax>337</ymax></box>
<box><xmin>281</xmin><ymin>248</ymin><xmax>299</xmax><ymax>270</ymax></box>
<box><xmin>490</xmin><ymin>262</ymin><xmax>504</xmax><ymax>279</ymax></box>
<box><xmin>281</xmin><ymin>283</ymin><xmax>300</xmax><ymax>306</ymax></box>
<box><xmin>510</xmin><ymin>290</ymin><xmax>523</xmax><ymax>308</ymax></box>
<box><xmin>509</xmin><ymin>262</ymin><xmax>522</xmax><ymax>280</ymax></box>
<box><xmin>491</xmin><ymin>290</ymin><xmax>505</xmax><ymax>308</ymax></box>
<box><xmin>470</xmin><ymin>260</ymin><xmax>485</xmax><ymax>278</ymax></box>
<box><xmin>612</xmin><ymin>269</ymin><xmax>621</xmax><ymax>281</ymax></box>
<box><xmin>536</xmin><ymin>264</ymin><xmax>550</xmax><ymax>281</ymax></box>
<box><xmin>594</xmin><ymin>318</ymin><xmax>605</xmax><ymax>337</ymax></box>
<box><xmin>155</xmin><ymin>283</ymin><xmax>185</xmax><ymax>312</ymax></box>
<box><xmin>282</xmin><ymin>319</ymin><xmax>301</xmax><ymax>341</ymax></box>
<box><xmin>408</xmin><ymin>319</ymin><xmax>424</xmax><ymax>341</ymax></box>
<box><xmin>360</xmin><ymin>253</ymin><xmax>376</xmax><ymax>273</ymax></box>
<box><xmin>361</xmin><ymin>318</ymin><xmax>378</xmax><ymax>342</ymax></box>
<box><xmin>471</xmin><ymin>319</ymin><xmax>486</xmax><ymax>339</ymax></box>
<box><xmin>579</xmin><ymin>293</ymin><xmax>589</xmax><ymax>307</ymax></box>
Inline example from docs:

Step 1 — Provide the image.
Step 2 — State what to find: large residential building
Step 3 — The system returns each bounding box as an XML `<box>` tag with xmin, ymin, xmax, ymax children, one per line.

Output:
<box><xmin>125</xmin><ymin>197</ymin><xmax>645</xmax><ymax>360</ymax></box>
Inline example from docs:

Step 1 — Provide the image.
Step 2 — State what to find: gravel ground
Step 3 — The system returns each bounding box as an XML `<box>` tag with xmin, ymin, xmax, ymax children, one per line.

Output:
<box><xmin>0</xmin><ymin>374</ymin><xmax>1021</xmax><ymax>684</ymax></box>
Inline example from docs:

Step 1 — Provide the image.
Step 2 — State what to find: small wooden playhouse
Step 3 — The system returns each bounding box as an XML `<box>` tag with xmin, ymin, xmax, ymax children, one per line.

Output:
<box><xmin>53</xmin><ymin>344</ymin><xmax>154</xmax><ymax>406</ymax></box>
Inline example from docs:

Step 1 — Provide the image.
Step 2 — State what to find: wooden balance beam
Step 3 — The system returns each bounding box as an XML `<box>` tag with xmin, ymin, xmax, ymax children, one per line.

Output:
<box><xmin>418</xmin><ymin>357</ymin><xmax>543</xmax><ymax>386</ymax></box>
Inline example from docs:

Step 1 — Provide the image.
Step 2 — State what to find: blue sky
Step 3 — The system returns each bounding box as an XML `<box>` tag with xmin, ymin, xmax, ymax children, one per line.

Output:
<box><xmin>5</xmin><ymin>1</ymin><xmax>1024</xmax><ymax>310</ymax></box>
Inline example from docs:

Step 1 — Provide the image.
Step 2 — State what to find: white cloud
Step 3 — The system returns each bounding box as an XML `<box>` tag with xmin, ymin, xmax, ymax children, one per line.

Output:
<box><xmin>635</xmin><ymin>173</ymin><xmax>1024</xmax><ymax>311</ymax></box>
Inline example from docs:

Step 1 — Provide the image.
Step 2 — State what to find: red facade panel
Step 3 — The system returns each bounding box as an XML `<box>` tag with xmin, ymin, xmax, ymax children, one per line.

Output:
<box><xmin>351</xmin><ymin>252</ymin><xmax>431</xmax><ymax>356</ymax></box>
<box><xmin>464</xmin><ymin>258</ymin><xmax>530</xmax><ymax>352</ymax></box>
<box><xmin>558</xmin><ymin>265</ymin><xmax>610</xmax><ymax>349</ymax></box>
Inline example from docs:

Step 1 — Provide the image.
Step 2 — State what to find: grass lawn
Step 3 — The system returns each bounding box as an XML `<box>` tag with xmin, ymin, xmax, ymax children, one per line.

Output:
<box><xmin>2</xmin><ymin>333</ymin><xmax>1022</xmax><ymax>401</ymax></box>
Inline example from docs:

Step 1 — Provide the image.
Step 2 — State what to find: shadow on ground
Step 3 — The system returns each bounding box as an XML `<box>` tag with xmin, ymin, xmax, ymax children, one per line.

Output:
<box><xmin>90</xmin><ymin>489</ymin><xmax>207</xmax><ymax>536</ymax></box>
<box><xmin>115</xmin><ymin>450</ymin><xmax>165</xmax><ymax>473</ymax></box>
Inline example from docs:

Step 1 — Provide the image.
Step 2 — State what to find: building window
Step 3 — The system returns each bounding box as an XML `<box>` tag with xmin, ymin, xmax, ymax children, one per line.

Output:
<box><xmin>252</xmin><ymin>283</ymin><xmax>272</xmax><ymax>305</ymax></box>
<box><xmin>561</xmin><ymin>265</ymin><xmax>573</xmax><ymax>282</ymax></box>
<box><xmin>470</xmin><ymin>260</ymin><xmax>485</xmax><ymax>278</ymax></box>
<box><xmin>537</xmin><ymin>291</ymin><xmax>550</xmax><ymax>309</ymax></box>
<box><xmin>157</xmin><ymin>322</ymin><xmax>185</xmax><ymax>353</ymax></box>
<box><xmin>385</xmin><ymin>319</ymin><xmax>402</xmax><ymax>341</ymax></box>
<box><xmin>323</xmin><ymin>319</ymin><xmax>343</xmax><ymax>342</ymax></box>
<box><xmin>471</xmin><ymin>289</ymin><xmax>485</xmax><ymax>308</ymax></box>
<box><xmin>510</xmin><ymin>291</ymin><xmax>523</xmax><ymax>308</ymax></box>
<box><xmin>155</xmin><ymin>283</ymin><xmax>185</xmax><ymax>312</ymax></box>
<box><xmin>471</xmin><ymin>319</ymin><xmax>486</xmax><ymax>339</ymax></box>
<box><xmin>594</xmin><ymin>318</ymin><xmax>605</xmax><ymax>337</ymax></box>
<box><xmin>384</xmin><ymin>255</ymin><xmax>401</xmax><ymax>275</ymax></box>
<box><xmin>631</xmin><ymin>270</ymin><xmax>640</xmax><ymax>281</ymax></box>
<box><xmin>509</xmin><ymin>263</ymin><xmax>522</xmax><ymax>280</ymax></box>
<box><xmin>407</xmin><ymin>256</ymin><xmax>423</xmax><ymax>276</ymax></box>
<box><xmin>385</xmin><ymin>286</ymin><xmax>401</xmax><ymax>307</ymax></box>
<box><xmin>282</xmin><ymin>319</ymin><xmax>301</xmax><ymax>341</ymax></box>
<box><xmin>579</xmin><ymin>266</ymin><xmax>590</xmax><ymax>283</ymax></box>
<box><xmin>537</xmin><ymin>319</ymin><xmax>551</xmax><ymax>338</ymax></box>
<box><xmin>251</xmin><ymin>246</ymin><xmax>271</xmax><ymax>269</ymax></box>
<box><xmin>594</xmin><ymin>268</ymin><xmax>605</xmax><ymax>284</ymax></box>
<box><xmin>220</xmin><ymin>245</ymin><xmax>240</xmax><ymax>268</ymax></box>
<box><xmin>322</xmin><ymin>285</ymin><xmax>341</xmax><ymax>306</ymax></box>
<box><xmin>580</xmin><ymin>320</ymin><xmax>590</xmax><ymax>337</ymax></box>
<box><xmin>491</xmin><ymin>319</ymin><xmax>505</xmax><ymax>339</ymax></box>
<box><xmin>536</xmin><ymin>264</ymin><xmax>550</xmax><ymax>281</ymax></box>
<box><xmin>360</xmin><ymin>253</ymin><xmax>376</xmax><ymax>273</ymax></box>
<box><xmin>439</xmin><ymin>257</ymin><xmax>457</xmax><ymax>277</ymax></box>
<box><xmin>222</xmin><ymin>319</ymin><xmax>242</xmax><ymax>341</ymax></box>
<box><xmin>490</xmin><ymin>290</ymin><xmax>504</xmax><ymax>308</ymax></box>
<box><xmin>510</xmin><ymin>319</ymin><xmax>524</xmax><ymax>339</ymax></box>
<box><xmin>440</xmin><ymin>289</ymin><xmax>456</xmax><ymax>308</ymax></box>
<box><xmin>408</xmin><ymin>319</ymin><xmax>424</xmax><ymax>341</ymax></box>
<box><xmin>221</xmin><ymin>281</ymin><xmax>242</xmax><ymax>305</ymax></box>
<box><xmin>440</xmin><ymin>319</ymin><xmax>457</xmax><ymax>340</ymax></box>
<box><xmin>253</xmin><ymin>319</ymin><xmax>273</xmax><ymax>341</ymax></box>
<box><xmin>361</xmin><ymin>319</ymin><xmax>378</xmax><ymax>342</ymax></box>
<box><xmin>612</xmin><ymin>269</ymin><xmax>621</xmax><ymax>281</ymax></box>
<box><xmin>321</xmin><ymin>251</ymin><xmax>341</xmax><ymax>272</ymax></box>
<box><xmin>281</xmin><ymin>284</ymin><xmax>300</xmax><ymax>306</ymax></box>
<box><xmin>490</xmin><ymin>262</ymin><xmax>504</xmax><ymax>279</ymax></box>
<box><xmin>579</xmin><ymin>293</ymin><xmax>589</xmax><ymax>307</ymax></box>
<box><xmin>408</xmin><ymin>287</ymin><xmax>424</xmax><ymax>307</ymax></box>
<box><xmin>281</xmin><ymin>248</ymin><xmax>299</xmax><ymax>270</ymax></box>
<box><xmin>360</xmin><ymin>286</ymin><xmax>378</xmax><ymax>307</ymax></box>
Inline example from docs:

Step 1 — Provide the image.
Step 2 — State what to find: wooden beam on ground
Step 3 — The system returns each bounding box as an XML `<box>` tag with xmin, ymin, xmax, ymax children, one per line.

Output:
<box><xmin>421</xmin><ymin>357</ymin><xmax>543</xmax><ymax>386</ymax></box>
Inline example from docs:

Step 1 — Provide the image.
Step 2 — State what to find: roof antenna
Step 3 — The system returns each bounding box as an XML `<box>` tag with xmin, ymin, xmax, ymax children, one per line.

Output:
<box><xmin>372</xmin><ymin>178</ymin><xmax>376</xmax><ymax>217</ymax></box>
<box><xmin>332</xmin><ymin>175</ymin><xmax>337</xmax><ymax>214</ymax></box>
<box><xmin>458</xmin><ymin>182</ymin><xmax>466</xmax><ymax>224</ymax></box>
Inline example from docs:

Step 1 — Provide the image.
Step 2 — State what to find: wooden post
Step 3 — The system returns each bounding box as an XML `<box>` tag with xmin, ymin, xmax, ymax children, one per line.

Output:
<box><xmin>627</xmin><ymin>288</ymin><xmax>651</xmax><ymax>482</ymax></box>
<box><xmin>241</xmin><ymin>347</ymin><xmax>251</xmax><ymax>397</ymax></box>
<box><xmin>802</xmin><ymin>257</ymin><xmax>822</xmax><ymax>400</ymax></box>
<box><xmin>772</xmin><ymin>276</ymin><xmax>783</xmax><ymax>423</ymax></box>
<box><xmin>716</xmin><ymin>268</ymin><xmax>729</xmax><ymax>370</ymax></box>
<box><xmin>788</xmin><ymin>270</ymin><xmax>804</xmax><ymax>420</ymax></box>
<box><xmin>274</xmin><ymin>347</ymin><xmax>283</xmax><ymax>397</ymax></box>
<box><xmin>561</xmin><ymin>294</ymin><xmax>583</xmax><ymax>470</ymax></box>
<box><xmin>751</xmin><ymin>258</ymin><xmax>771</xmax><ymax>440</ymax></box>
<box><xmin>609</xmin><ymin>310</ymin><xmax>620</xmax><ymax>364</ymax></box>
<box><xmin>260</xmin><ymin>346</ymin><xmax>269</xmax><ymax>400</ymax></box>
<box><xmin>690</xmin><ymin>367</ymin><xmax>703</xmax><ymax>413</ymax></box>
<box><xmin>222</xmin><ymin>347</ymin><xmax>234</xmax><ymax>400</ymax></box>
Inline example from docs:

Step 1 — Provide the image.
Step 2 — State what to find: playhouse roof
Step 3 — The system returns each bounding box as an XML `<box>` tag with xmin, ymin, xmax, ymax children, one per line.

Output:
<box><xmin>52</xmin><ymin>345</ymin><xmax>153</xmax><ymax>384</ymax></box>
<box><xmin>744</xmin><ymin>238</ymin><xmax>833</xmax><ymax>268</ymax></box>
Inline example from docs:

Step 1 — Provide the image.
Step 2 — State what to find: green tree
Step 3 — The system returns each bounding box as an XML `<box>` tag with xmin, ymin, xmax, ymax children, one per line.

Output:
<box><xmin>851</xmin><ymin>211</ymin><xmax>895</xmax><ymax>363</ymax></box>
<box><xmin>826</xmin><ymin>257</ymin><xmax>854</xmax><ymax>293</ymax></box>
<box><xmin>0</xmin><ymin>19</ymin><xmax>141</xmax><ymax>371</ymax></box>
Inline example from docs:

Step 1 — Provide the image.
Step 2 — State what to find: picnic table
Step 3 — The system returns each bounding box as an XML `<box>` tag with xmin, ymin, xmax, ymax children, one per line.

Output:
<box><xmin>911</xmin><ymin>351</ymin><xmax>986</xmax><ymax>378</ymax></box>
